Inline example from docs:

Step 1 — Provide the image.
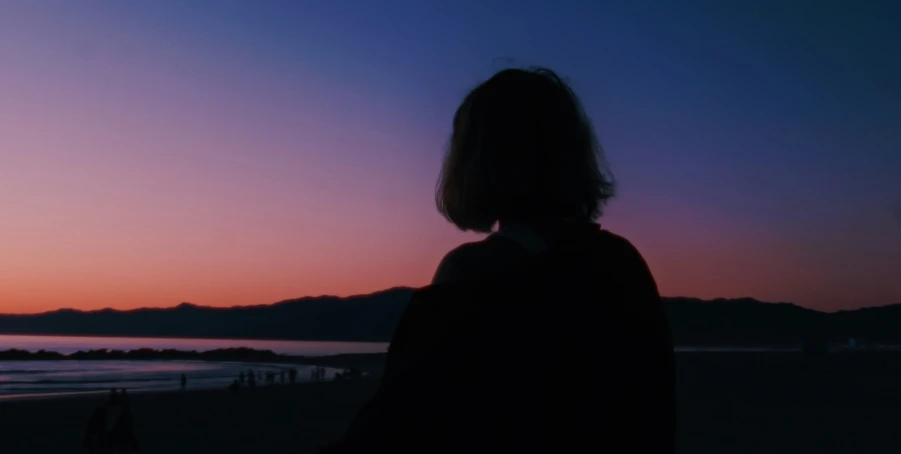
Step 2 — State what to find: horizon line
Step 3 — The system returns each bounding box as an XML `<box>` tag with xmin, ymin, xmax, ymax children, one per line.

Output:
<box><xmin>1</xmin><ymin>288</ymin><xmax>898</xmax><ymax>317</ymax></box>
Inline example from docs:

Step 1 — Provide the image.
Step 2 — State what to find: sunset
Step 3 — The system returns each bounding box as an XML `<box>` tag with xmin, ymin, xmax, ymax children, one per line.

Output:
<box><xmin>1</xmin><ymin>2</ymin><xmax>900</xmax><ymax>453</ymax></box>
<box><xmin>2</xmin><ymin>2</ymin><xmax>899</xmax><ymax>314</ymax></box>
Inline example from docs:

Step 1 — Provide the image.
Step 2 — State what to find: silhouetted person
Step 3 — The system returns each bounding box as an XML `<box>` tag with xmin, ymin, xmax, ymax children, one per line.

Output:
<box><xmin>289</xmin><ymin>368</ymin><xmax>297</xmax><ymax>384</ymax></box>
<box><xmin>248</xmin><ymin>369</ymin><xmax>256</xmax><ymax>388</ymax></box>
<box><xmin>802</xmin><ymin>329</ymin><xmax>830</xmax><ymax>372</ymax></box>
<box><xmin>83</xmin><ymin>388</ymin><xmax>139</xmax><ymax>453</ymax></box>
<box><xmin>322</xmin><ymin>68</ymin><xmax>676</xmax><ymax>453</ymax></box>
<box><xmin>180</xmin><ymin>373</ymin><xmax>187</xmax><ymax>390</ymax></box>
<box><xmin>239</xmin><ymin>372</ymin><xmax>245</xmax><ymax>385</ymax></box>
<box><xmin>108</xmin><ymin>388</ymin><xmax>120</xmax><ymax>405</ymax></box>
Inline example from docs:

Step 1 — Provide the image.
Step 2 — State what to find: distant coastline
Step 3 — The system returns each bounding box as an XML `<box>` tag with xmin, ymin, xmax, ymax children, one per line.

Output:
<box><xmin>0</xmin><ymin>347</ymin><xmax>389</xmax><ymax>376</ymax></box>
<box><xmin>1</xmin><ymin>288</ymin><xmax>899</xmax><ymax>345</ymax></box>
<box><xmin>0</xmin><ymin>347</ymin><xmax>281</xmax><ymax>362</ymax></box>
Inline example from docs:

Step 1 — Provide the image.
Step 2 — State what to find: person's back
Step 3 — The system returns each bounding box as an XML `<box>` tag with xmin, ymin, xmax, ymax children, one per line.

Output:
<box><xmin>325</xmin><ymin>224</ymin><xmax>673</xmax><ymax>453</ymax></box>
<box><xmin>321</xmin><ymin>67</ymin><xmax>675</xmax><ymax>452</ymax></box>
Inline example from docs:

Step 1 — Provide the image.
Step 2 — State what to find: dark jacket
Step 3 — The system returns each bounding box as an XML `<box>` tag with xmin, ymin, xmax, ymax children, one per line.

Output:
<box><xmin>324</xmin><ymin>225</ymin><xmax>676</xmax><ymax>453</ymax></box>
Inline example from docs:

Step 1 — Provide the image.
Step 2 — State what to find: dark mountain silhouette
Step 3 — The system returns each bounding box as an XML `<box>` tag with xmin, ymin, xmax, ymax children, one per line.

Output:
<box><xmin>0</xmin><ymin>288</ymin><xmax>898</xmax><ymax>345</ymax></box>
<box><xmin>661</xmin><ymin>297</ymin><xmax>901</xmax><ymax>346</ymax></box>
<box><xmin>0</xmin><ymin>288</ymin><xmax>415</xmax><ymax>343</ymax></box>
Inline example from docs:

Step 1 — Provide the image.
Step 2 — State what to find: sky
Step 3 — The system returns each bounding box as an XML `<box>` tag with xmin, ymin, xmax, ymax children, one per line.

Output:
<box><xmin>1</xmin><ymin>0</ymin><xmax>899</xmax><ymax>314</ymax></box>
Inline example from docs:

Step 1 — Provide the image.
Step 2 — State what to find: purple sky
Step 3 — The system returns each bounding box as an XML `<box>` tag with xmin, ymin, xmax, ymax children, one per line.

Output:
<box><xmin>1</xmin><ymin>1</ymin><xmax>899</xmax><ymax>313</ymax></box>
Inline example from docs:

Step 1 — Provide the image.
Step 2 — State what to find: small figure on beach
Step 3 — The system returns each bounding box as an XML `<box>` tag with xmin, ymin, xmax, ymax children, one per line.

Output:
<box><xmin>180</xmin><ymin>373</ymin><xmax>187</xmax><ymax>390</ymax></box>
<box><xmin>801</xmin><ymin>330</ymin><xmax>829</xmax><ymax>372</ymax></box>
<box><xmin>83</xmin><ymin>388</ymin><xmax>139</xmax><ymax>453</ymax></box>
<box><xmin>247</xmin><ymin>369</ymin><xmax>256</xmax><ymax>388</ymax></box>
<box><xmin>238</xmin><ymin>371</ymin><xmax>245</xmax><ymax>385</ymax></box>
<box><xmin>288</xmin><ymin>368</ymin><xmax>297</xmax><ymax>384</ymax></box>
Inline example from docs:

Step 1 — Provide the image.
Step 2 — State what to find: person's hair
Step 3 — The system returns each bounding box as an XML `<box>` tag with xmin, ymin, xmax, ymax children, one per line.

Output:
<box><xmin>436</xmin><ymin>67</ymin><xmax>615</xmax><ymax>232</ymax></box>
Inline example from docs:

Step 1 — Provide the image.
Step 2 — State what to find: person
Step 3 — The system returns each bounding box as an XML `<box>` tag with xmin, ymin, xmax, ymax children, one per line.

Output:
<box><xmin>321</xmin><ymin>67</ymin><xmax>676</xmax><ymax>453</ymax></box>
<box><xmin>180</xmin><ymin>373</ymin><xmax>187</xmax><ymax>391</ymax></box>
<box><xmin>83</xmin><ymin>389</ymin><xmax>139</xmax><ymax>453</ymax></box>
<box><xmin>248</xmin><ymin>369</ymin><xmax>256</xmax><ymax>388</ymax></box>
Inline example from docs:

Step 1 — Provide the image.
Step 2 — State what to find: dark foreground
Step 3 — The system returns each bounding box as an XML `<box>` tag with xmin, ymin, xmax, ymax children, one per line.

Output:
<box><xmin>2</xmin><ymin>351</ymin><xmax>900</xmax><ymax>454</ymax></box>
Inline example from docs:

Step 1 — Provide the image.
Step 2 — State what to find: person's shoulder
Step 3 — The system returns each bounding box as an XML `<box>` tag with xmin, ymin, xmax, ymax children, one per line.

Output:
<box><xmin>431</xmin><ymin>235</ymin><xmax>515</xmax><ymax>285</ymax></box>
<box><xmin>593</xmin><ymin>229</ymin><xmax>642</xmax><ymax>255</ymax></box>
<box><xmin>431</xmin><ymin>240</ymin><xmax>488</xmax><ymax>285</ymax></box>
<box><xmin>591</xmin><ymin>229</ymin><xmax>653</xmax><ymax>270</ymax></box>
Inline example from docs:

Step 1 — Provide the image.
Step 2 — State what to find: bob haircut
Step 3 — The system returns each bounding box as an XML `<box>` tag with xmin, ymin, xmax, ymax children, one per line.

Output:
<box><xmin>436</xmin><ymin>67</ymin><xmax>615</xmax><ymax>233</ymax></box>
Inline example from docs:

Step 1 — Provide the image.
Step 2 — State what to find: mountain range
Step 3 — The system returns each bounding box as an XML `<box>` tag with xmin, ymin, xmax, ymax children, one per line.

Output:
<box><xmin>1</xmin><ymin>288</ymin><xmax>899</xmax><ymax>345</ymax></box>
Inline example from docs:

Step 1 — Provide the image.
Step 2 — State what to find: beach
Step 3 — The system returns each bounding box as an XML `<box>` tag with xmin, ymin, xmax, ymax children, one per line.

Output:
<box><xmin>2</xmin><ymin>351</ymin><xmax>900</xmax><ymax>453</ymax></box>
<box><xmin>2</xmin><ymin>380</ymin><xmax>379</xmax><ymax>454</ymax></box>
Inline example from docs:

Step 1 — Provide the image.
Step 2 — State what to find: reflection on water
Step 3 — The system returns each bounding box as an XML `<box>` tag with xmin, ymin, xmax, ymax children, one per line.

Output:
<box><xmin>0</xmin><ymin>334</ymin><xmax>389</xmax><ymax>356</ymax></box>
<box><xmin>0</xmin><ymin>360</ymin><xmax>338</xmax><ymax>397</ymax></box>
<box><xmin>0</xmin><ymin>334</ymin><xmax>385</xmax><ymax>397</ymax></box>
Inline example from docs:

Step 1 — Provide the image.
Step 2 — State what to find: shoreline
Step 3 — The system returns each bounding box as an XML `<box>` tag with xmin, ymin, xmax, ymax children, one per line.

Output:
<box><xmin>0</xmin><ymin>354</ymin><xmax>387</xmax><ymax>402</ymax></box>
<box><xmin>3</xmin><ymin>351</ymin><xmax>900</xmax><ymax>453</ymax></box>
<box><xmin>0</xmin><ymin>378</ymin><xmax>355</xmax><ymax>403</ymax></box>
<box><xmin>6</xmin><ymin>350</ymin><xmax>900</xmax><ymax>403</ymax></box>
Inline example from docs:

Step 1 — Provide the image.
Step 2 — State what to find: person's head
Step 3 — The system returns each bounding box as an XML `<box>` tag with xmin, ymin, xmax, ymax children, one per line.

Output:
<box><xmin>436</xmin><ymin>67</ymin><xmax>615</xmax><ymax>233</ymax></box>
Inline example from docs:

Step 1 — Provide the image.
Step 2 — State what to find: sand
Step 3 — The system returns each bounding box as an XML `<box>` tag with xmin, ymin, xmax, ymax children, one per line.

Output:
<box><xmin>2</xmin><ymin>381</ymin><xmax>380</xmax><ymax>454</ymax></box>
<box><xmin>2</xmin><ymin>351</ymin><xmax>900</xmax><ymax>454</ymax></box>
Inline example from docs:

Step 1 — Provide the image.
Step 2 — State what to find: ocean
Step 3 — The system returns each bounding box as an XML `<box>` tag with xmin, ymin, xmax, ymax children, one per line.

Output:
<box><xmin>0</xmin><ymin>335</ymin><xmax>389</xmax><ymax>398</ymax></box>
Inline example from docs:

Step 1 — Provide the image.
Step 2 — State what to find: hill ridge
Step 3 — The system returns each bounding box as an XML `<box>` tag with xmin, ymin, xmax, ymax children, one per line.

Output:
<box><xmin>0</xmin><ymin>288</ymin><xmax>898</xmax><ymax>344</ymax></box>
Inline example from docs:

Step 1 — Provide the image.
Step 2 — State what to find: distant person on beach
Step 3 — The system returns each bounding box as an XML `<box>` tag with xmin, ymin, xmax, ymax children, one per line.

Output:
<box><xmin>289</xmin><ymin>368</ymin><xmax>297</xmax><ymax>384</ymax></box>
<box><xmin>83</xmin><ymin>389</ymin><xmax>139</xmax><ymax>453</ymax></box>
<box><xmin>248</xmin><ymin>369</ymin><xmax>256</xmax><ymax>388</ymax></box>
<box><xmin>180</xmin><ymin>373</ymin><xmax>187</xmax><ymax>390</ymax></box>
<box><xmin>322</xmin><ymin>67</ymin><xmax>676</xmax><ymax>453</ymax></box>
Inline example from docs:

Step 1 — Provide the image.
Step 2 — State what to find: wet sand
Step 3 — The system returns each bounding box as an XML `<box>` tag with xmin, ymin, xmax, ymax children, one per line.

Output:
<box><xmin>2</xmin><ymin>351</ymin><xmax>900</xmax><ymax>453</ymax></box>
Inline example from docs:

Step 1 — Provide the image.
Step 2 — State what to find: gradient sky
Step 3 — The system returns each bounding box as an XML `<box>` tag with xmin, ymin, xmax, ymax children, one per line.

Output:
<box><xmin>1</xmin><ymin>0</ymin><xmax>899</xmax><ymax>314</ymax></box>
